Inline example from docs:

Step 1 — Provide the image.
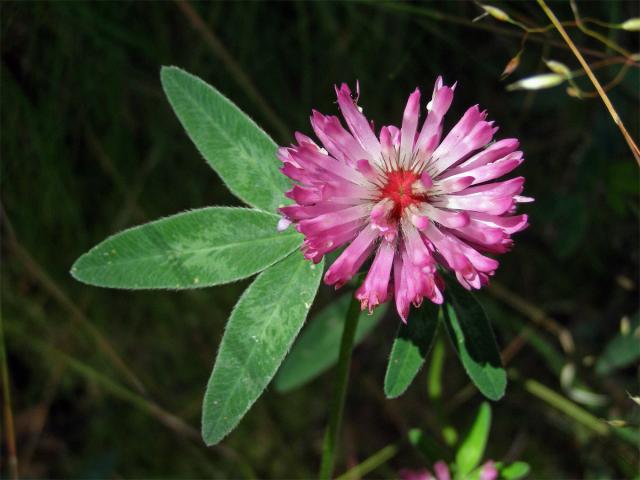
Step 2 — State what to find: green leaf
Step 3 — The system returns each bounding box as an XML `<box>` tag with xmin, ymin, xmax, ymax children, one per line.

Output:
<box><xmin>595</xmin><ymin>312</ymin><xmax>640</xmax><ymax>375</ymax></box>
<box><xmin>71</xmin><ymin>207</ymin><xmax>301</xmax><ymax>289</ymax></box>
<box><xmin>274</xmin><ymin>295</ymin><xmax>387</xmax><ymax>393</ymax></box>
<box><xmin>455</xmin><ymin>402</ymin><xmax>492</xmax><ymax>477</ymax></box>
<box><xmin>444</xmin><ymin>282</ymin><xmax>506</xmax><ymax>401</ymax></box>
<box><xmin>160</xmin><ymin>66</ymin><xmax>290</xmax><ymax>213</ymax></box>
<box><xmin>384</xmin><ymin>303</ymin><xmax>440</xmax><ymax>398</ymax></box>
<box><xmin>201</xmin><ymin>251</ymin><xmax>323</xmax><ymax>445</ymax></box>
<box><xmin>427</xmin><ymin>338</ymin><xmax>446</xmax><ymax>400</ymax></box>
<box><xmin>500</xmin><ymin>462</ymin><xmax>531</xmax><ymax>480</ymax></box>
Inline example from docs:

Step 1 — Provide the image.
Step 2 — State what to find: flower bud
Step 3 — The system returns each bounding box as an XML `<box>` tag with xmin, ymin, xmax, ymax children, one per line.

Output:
<box><xmin>506</xmin><ymin>73</ymin><xmax>566</xmax><ymax>91</ymax></box>
<box><xmin>480</xmin><ymin>4</ymin><xmax>511</xmax><ymax>22</ymax></box>
<box><xmin>501</xmin><ymin>52</ymin><xmax>521</xmax><ymax>79</ymax></box>
<box><xmin>621</xmin><ymin>18</ymin><xmax>640</xmax><ymax>31</ymax></box>
<box><xmin>544</xmin><ymin>59</ymin><xmax>572</xmax><ymax>78</ymax></box>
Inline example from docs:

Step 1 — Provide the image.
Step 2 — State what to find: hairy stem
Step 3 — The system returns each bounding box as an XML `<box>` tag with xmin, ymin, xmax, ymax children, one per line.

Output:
<box><xmin>319</xmin><ymin>296</ymin><xmax>361</xmax><ymax>480</ymax></box>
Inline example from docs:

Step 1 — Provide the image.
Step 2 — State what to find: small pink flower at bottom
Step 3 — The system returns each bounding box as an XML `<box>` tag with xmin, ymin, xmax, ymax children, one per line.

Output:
<box><xmin>480</xmin><ymin>460</ymin><xmax>499</xmax><ymax>480</ymax></box>
<box><xmin>278</xmin><ymin>79</ymin><xmax>531</xmax><ymax>321</ymax></box>
<box><xmin>399</xmin><ymin>468</ymin><xmax>435</xmax><ymax>480</ymax></box>
<box><xmin>400</xmin><ymin>460</ymin><xmax>498</xmax><ymax>480</ymax></box>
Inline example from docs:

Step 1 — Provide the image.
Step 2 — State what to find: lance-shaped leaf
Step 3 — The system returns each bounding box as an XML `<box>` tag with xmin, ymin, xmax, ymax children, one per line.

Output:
<box><xmin>161</xmin><ymin>66</ymin><xmax>290</xmax><ymax>213</ymax></box>
<box><xmin>274</xmin><ymin>295</ymin><xmax>387</xmax><ymax>393</ymax></box>
<box><xmin>71</xmin><ymin>207</ymin><xmax>301</xmax><ymax>289</ymax></box>
<box><xmin>384</xmin><ymin>303</ymin><xmax>440</xmax><ymax>398</ymax></box>
<box><xmin>202</xmin><ymin>251</ymin><xmax>323</xmax><ymax>445</ymax></box>
<box><xmin>455</xmin><ymin>402</ymin><xmax>492</xmax><ymax>476</ymax></box>
<box><xmin>444</xmin><ymin>283</ymin><xmax>506</xmax><ymax>401</ymax></box>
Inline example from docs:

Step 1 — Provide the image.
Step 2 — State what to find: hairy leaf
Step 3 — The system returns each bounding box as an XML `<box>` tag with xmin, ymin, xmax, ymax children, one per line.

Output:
<box><xmin>161</xmin><ymin>66</ymin><xmax>290</xmax><ymax>212</ymax></box>
<box><xmin>202</xmin><ymin>251</ymin><xmax>323</xmax><ymax>445</ymax></box>
<box><xmin>71</xmin><ymin>207</ymin><xmax>301</xmax><ymax>289</ymax></box>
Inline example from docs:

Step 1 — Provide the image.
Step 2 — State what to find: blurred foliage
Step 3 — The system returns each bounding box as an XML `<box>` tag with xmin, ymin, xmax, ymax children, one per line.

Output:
<box><xmin>2</xmin><ymin>1</ymin><xmax>639</xmax><ymax>478</ymax></box>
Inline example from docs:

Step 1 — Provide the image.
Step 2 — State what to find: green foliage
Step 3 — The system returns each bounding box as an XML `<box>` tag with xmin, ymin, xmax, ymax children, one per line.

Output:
<box><xmin>455</xmin><ymin>402</ymin><xmax>491</xmax><ymax>477</ymax></box>
<box><xmin>596</xmin><ymin>312</ymin><xmax>640</xmax><ymax>375</ymax></box>
<box><xmin>427</xmin><ymin>338</ymin><xmax>446</xmax><ymax>400</ymax></box>
<box><xmin>71</xmin><ymin>207</ymin><xmax>301</xmax><ymax>289</ymax></box>
<box><xmin>5</xmin><ymin>1</ymin><xmax>639</xmax><ymax>477</ymax></box>
<box><xmin>384</xmin><ymin>303</ymin><xmax>440</xmax><ymax>398</ymax></box>
<box><xmin>201</xmin><ymin>251</ymin><xmax>323</xmax><ymax>445</ymax></box>
<box><xmin>160</xmin><ymin>66</ymin><xmax>290</xmax><ymax>213</ymax></box>
<box><xmin>540</xmin><ymin>193</ymin><xmax>589</xmax><ymax>259</ymax></box>
<box><xmin>444</xmin><ymin>283</ymin><xmax>506</xmax><ymax>401</ymax></box>
<box><xmin>498</xmin><ymin>461</ymin><xmax>531</xmax><ymax>480</ymax></box>
<box><xmin>274</xmin><ymin>295</ymin><xmax>387</xmax><ymax>393</ymax></box>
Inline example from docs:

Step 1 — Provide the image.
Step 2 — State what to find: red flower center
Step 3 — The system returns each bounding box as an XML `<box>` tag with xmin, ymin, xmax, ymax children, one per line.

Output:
<box><xmin>379</xmin><ymin>170</ymin><xmax>425</xmax><ymax>219</ymax></box>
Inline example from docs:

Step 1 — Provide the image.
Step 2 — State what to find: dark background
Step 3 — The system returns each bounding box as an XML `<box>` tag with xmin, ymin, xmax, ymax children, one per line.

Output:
<box><xmin>2</xmin><ymin>1</ymin><xmax>639</xmax><ymax>478</ymax></box>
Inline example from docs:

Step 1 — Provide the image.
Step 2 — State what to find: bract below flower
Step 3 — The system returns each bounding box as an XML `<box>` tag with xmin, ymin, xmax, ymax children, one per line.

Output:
<box><xmin>278</xmin><ymin>79</ymin><xmax>531</xmax><ymax>321</ymax></box>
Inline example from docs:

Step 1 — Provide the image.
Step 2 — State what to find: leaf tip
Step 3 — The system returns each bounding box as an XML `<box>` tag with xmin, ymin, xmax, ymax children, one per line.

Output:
<box><xmin>383</xmin><ymin>382</ymin><xmax>403</xmax><ymax>399</ymax></box>
<box><xmin>69</xmin><ymin>254</ymin><xmax>88</xmax><ymax>284</ymax></box>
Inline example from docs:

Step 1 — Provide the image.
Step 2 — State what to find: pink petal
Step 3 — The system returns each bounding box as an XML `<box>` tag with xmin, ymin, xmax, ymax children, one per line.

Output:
<box><xmin>433</xmin><ymin>461</ymin><xmax>451</xmax><ymax>480</ymax></box>
<box><xmin>356</xmin><ymin>239</ymin><xmax>396</xmax><ymax>311</ymax></box>
<box><xmin>400</xmin><ymin>88</ymin><xmax>422</xmax><ymax>163</ymax></box>
<box><xmin>324</xmin><ymin>226</ymin><xmax>379</xmax><ymax>287</ymax></box>
<box><xmin>335</xmin><ymin>83</ymin><xmax>381</xmax><ymax>158</ymax></box>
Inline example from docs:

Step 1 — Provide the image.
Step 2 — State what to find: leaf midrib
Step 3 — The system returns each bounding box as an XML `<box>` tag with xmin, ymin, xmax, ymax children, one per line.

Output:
<box><xmin>205</xmin><ymin>257</ymin><xmax>314</xmax><ymax>440</ymax></box>
<box><xmin>166</xmin><ymin>71</ymin><xmax>285</xmax><ymax>210</ymax></box>
<box><xmin>78</xmin><ymin>232</ymin><xmax>301</xmax><ymax>271</ymax></box>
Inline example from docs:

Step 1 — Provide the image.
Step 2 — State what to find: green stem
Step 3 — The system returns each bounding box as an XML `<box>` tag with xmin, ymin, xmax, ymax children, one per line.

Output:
<box><xmin>524</xmin><ymin>378</ymin><xmax>609</xmax><ymax>436</ymax></box>
<box><xmin>319</xmin><ymin>295</ymin><xmax>361</xmax><ymax>480</ymax></box>
<box><xmin>335</xmin><ymin>444</ymin><xmax>399</xmax><ymax>480</ymax></box>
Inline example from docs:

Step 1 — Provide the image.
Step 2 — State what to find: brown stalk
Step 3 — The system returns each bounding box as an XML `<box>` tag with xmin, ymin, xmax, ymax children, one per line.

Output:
<box><xmin>0</xmin><ymin>206</ymin><xmax>147</xmax><ymax>395</ymax></box>
<box><xmin>174</xmin><ymin>0</ymin><xmax>290</xmax><ymax>142</ymax></box>
<box><xmin>1</xmin><ymin>314</ymin><xmax>19</xmax><ymax>480</ymax></box>
<box><xmin>536</xmin><ymin>0</ymin><xmax>640</xmax><ymax>165</ymax></box>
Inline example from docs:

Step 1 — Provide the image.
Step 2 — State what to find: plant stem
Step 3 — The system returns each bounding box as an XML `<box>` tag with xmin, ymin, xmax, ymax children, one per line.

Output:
<box><xmin>536</xmin><ymin>0</ymin><xmax>640</xmax><ymax>165</ymax></box>
<box><xmin>0</xmin><ymin>314</ymin><xmax>19</xmax><ymax>480</ymax></box>
<box><xmin>335</xmin><ymin>444</ymin><xmax>399</xmax><ymax>480</ymax></box>
<box><xmin>174</xmin><ymin>0</ymin><xmax>290</xmax><ymax>142</ymax></box>
<box><xmin>523</xmin><ymin>378</ymin><xmax>609</xmax><ymax>436</ymax></box>
<box><xmin>319</xmin><ymin>295</ymin><xmax>361</xmax><ymax>480</ymax></box>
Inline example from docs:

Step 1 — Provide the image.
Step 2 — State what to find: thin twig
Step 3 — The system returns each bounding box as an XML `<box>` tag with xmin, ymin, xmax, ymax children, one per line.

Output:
<box><xmin>573</xmin><ymin>58</ymin><xmax>635</xmax><ymax>98</ymax></box>
<box><xmin>175</xmin><ymin>0</ymin><xmax>290</xmax><ymax>142</ymax></box>
<box><xmin>488</xmin><ymin>281</ymin><xmax>575</xmax><ymax>355</ymax></box>
<box><xmin>0</xmin><ymin>313</ymin><xmax>19</xmax><ymax>480</ymax></box>
<box><xmin>569</xmin><ymin>0</ymin><xmax>634</xmax><ymax>60</ymax></box>
<box><xmin>537</xmin><ymin>0</ymin><xmax>640</xmax><ymax>165</ymax></box>
<box><xmin>7</xmin><ymin>324</ymin><xmax>255</xmax><ymax>478</ymax></box>
<box><xmin>0</xmin><ymin>205</ymin><xmax>147</xmax><ymax>395</ymax></box>
<box><xmin>365</xmin><ymin>0</ymin><xmax>616</xmax><ymax>60</ymax></box>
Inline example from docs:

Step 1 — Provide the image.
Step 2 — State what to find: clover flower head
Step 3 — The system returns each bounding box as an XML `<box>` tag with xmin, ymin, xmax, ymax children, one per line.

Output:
<box><xmin>278</xmin><ymin>78</ymin><xmax>531</xmax><ymax>321</ymax></box>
